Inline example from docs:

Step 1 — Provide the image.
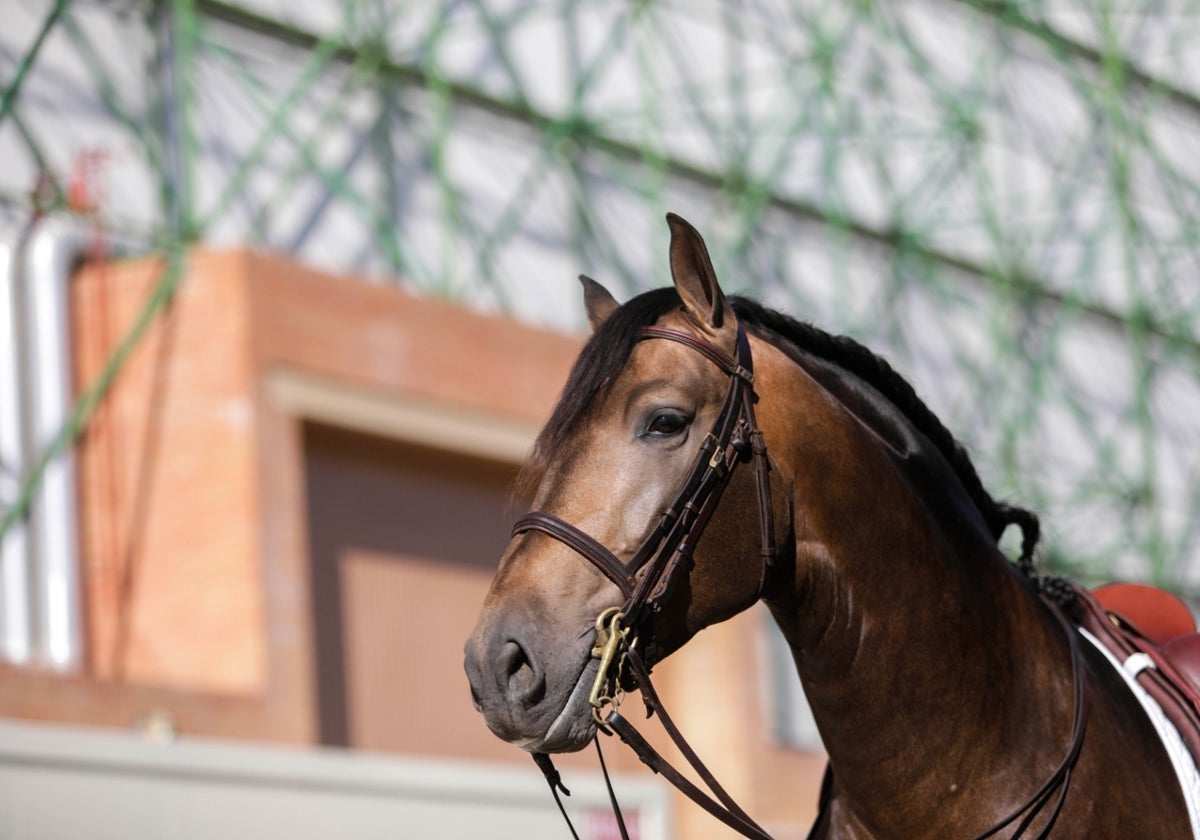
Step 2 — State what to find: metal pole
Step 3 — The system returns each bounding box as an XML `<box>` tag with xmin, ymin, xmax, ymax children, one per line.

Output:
<box><xmin>156</xmin><ymin>0</ymin><xmax>198</xmax><ymax>240</ymax></box>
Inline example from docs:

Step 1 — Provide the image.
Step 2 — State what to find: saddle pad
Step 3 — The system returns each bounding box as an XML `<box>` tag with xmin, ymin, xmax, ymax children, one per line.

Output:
<box><xmin>1073</xmin><ymin>585</ymin><xmax>1200</xmax><ymax>837</ymax></box>
<box><xmin>1078</xmin><ymin>627</ymin><xmax>1200</xmax><ymax>838</ymax></box>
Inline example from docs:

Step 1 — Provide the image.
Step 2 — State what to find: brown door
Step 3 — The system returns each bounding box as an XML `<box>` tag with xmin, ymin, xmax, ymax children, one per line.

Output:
<box><xmin>303</xmin><ymin>423</ymin><xmax>521</xmax><ymax>761</ymax></box>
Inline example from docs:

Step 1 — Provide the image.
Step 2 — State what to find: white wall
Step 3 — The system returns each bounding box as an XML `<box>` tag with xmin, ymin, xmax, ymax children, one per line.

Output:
<box><xmin>0</xmin><ymin>720</ymin><xmax>669</xmax><ymax>840</ymax></box>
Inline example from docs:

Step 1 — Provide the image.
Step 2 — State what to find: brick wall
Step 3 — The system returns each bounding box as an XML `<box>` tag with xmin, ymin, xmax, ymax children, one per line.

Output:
<box><xmin>1</xmin><ymin>248</ymin><xmax>827</xmax><ymax>835</ymax></box>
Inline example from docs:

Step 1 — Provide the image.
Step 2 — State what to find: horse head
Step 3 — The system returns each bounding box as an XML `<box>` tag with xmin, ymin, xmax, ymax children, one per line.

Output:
<box><xmin>464</xmin><ymin>214</ymin><xmax>786</xmax><ymax>753</ymax></box>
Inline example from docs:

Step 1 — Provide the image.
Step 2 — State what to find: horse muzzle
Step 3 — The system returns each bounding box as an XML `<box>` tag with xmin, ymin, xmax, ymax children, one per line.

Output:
<box><xmin>464</xmin><ymin>612</ymin><xmax>599</xmax><ymax>753</ymax></box>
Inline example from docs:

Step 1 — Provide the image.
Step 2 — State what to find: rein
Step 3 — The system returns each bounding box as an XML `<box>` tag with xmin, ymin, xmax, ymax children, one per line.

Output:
<box><xmin>971</xmin><ymin>598</ymin><xmax>1089</xmax><ymax>839</ymax></box>
<box><xmin>512</xmin><ymin>322</ymin><xmax>1090</xmax><ymax>840</ymax></box>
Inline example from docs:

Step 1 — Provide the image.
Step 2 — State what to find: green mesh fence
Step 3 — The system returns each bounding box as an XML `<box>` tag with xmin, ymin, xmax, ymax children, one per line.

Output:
<box><xmin>2</xmin><ymin>0</ymin><xmax>1200</xmax><ymax>590</ymax></box>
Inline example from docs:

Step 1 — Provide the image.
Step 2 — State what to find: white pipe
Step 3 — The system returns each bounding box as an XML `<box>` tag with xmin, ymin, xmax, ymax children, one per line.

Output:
<box><xmin>23</xmin><ymin>220</ymin><xmax>85</xmax><ymax>671</ymax></box>
<box><xmin>0</xmin><ymin>237</ymin><xmax>33</xmax><ymax>665</ymax></box>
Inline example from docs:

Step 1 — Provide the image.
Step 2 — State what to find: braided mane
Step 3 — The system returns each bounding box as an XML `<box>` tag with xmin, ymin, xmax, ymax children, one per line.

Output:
<box><xmin>518</xmin><ymin>288</ymin><xmax>1041</xmax><ymax>570</ymax></box>
<box><xmin>727</xmin><ymin>297</ymin><xmax>1041</xmax><ymax>571</ymax></box>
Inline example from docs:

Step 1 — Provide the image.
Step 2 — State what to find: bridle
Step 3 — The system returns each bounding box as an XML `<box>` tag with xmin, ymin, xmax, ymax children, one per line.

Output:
<box><xmin>513</xmin><ymin>323</ymin><xmax>777</xmax><ymax>671</ymax></box>
<box><xmin>510</xmin><ymin>320</ymin><xmax>1089</xmax><ymax>840</ymax></box>
<box><xmin>513</xmin><ymin>321</ymin><xmax>779</xmax><ymax>839</ymax></box>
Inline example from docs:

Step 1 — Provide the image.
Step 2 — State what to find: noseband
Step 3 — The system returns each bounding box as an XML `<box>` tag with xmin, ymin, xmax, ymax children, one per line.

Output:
<box><xmin>512</xmin><ymin>323</ymin><xmax>777</xmax><ymax>670</ymax></box>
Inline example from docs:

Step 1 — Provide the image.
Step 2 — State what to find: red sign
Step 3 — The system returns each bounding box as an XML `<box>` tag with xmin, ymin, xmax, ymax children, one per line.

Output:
<box><xmin>587</xmin><ymin>809</ymin><xmax>641</xmax><ymax>840</ymax></box>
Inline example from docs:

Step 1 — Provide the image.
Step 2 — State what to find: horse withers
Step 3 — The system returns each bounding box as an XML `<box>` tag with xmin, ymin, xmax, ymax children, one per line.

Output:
<box><xmin>464</xmin><ymin>214</ymin><xmax>1191</xmax><ymax>838</ymax></box>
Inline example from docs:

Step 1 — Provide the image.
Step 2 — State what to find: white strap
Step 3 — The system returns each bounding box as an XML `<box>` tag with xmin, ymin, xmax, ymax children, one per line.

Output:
<box><xmin>1124</xmin><ymin>651</ymin><xmax>1157</xmax><ymax>677</ymax></box>
<box><xmin>1081</xmin><ymin>628</ymin><xmax>1200</xmax><ymax>838</ymax></box>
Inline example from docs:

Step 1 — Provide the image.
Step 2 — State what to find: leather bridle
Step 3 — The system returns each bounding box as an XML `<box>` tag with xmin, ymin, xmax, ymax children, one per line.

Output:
<box><xmin>514</xmin><ymin>322</ymin><xmax>779</xmax><ymax>840</ymax></box>
<box><xmin>513</xmin><ymin>323</ymin><xmax>777</xmax><ymax>668</ymax></box>
<box><xmin>512</xmin><ymin>321</ymin><xmax>1089</xmax><ymax>840</ymax></box>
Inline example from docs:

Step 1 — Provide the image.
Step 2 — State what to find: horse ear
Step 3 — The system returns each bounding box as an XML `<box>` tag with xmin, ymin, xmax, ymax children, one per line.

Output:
<box><xmin>666</xmin><ymin>213</ymin><xmax>727</xmax><ymax>330</ymax></box>
<box><xmin>580</xmin><ymin>275</ymin><xmax>619</xmax><ymax>330</ymax></box>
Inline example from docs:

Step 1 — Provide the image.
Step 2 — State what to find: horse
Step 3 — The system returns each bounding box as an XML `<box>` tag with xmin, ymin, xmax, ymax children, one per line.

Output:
<box><xmin>463</xmin><ymin>213</ymin><xmax>1191</xmax><ymax>838</ymax></box>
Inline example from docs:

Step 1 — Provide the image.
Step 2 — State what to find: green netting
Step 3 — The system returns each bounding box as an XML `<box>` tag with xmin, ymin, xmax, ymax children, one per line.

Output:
<box><xmin>2</xmin><ymin>0</ymin><xmax>1199</xmax><ymax>589</ymax></box>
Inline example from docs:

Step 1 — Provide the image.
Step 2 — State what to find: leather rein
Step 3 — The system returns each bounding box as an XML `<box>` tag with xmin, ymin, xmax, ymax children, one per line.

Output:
<box><xmin>512</xmin><ymin>322</ymin><xmax>1089</xmax><ymax>840</ymax></box>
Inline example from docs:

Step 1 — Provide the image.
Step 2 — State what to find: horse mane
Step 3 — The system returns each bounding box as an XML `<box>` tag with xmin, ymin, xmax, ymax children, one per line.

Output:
<box><xmin>517</xmin><ymin>288</ymin><xmax>1041</xmax><ymax>567</ymax></box>
<box><xmin>727</xmin><ymin>297</ymin><xmax>1040</xmax><ymax>566</ymax></box>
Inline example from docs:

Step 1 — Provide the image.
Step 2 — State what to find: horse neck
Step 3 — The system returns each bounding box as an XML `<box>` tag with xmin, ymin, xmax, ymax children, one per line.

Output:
<box><xmin>754</xmin><ymin>340</ymin><xmax>1075</xmax><ymax>835</ymax></box>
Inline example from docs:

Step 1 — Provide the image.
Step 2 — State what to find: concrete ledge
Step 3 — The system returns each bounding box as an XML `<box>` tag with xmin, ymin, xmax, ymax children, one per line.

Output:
<box><xmin>0</xmin><ymin>719</ymin><xmax>670</xmax><ymax>839</ymax></box>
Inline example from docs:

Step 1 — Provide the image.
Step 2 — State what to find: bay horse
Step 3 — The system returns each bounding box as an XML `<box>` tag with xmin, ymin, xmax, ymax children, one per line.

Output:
<box><xmin>464</xmin><ymin>214</ymin><xmax>1191</xmax><ymax>837</ymax></box>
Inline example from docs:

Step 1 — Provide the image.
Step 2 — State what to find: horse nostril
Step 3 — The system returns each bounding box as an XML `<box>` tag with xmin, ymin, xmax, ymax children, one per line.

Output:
<box><xmin>499</xmin><ymin>640</ymin><xmax>546</xmax><ymax>707</ymax></box>
<box><xmin>499</xmin><ymin>641</ymin><xmax>524</xmax><ymax>678</ymax></box>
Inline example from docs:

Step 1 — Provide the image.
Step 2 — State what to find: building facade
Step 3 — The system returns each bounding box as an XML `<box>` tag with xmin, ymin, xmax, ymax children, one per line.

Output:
<box><xmin>0</xmin><ymin>248</ymin><xmax>827</xmax><ymax>838</ymax></box>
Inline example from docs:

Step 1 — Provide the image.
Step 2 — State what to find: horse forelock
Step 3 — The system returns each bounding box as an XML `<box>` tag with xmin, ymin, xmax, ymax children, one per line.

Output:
<box><xmin>514</xmin><ymin>287</ymin><xmax>683</xmax><ymax>501</ymax></box>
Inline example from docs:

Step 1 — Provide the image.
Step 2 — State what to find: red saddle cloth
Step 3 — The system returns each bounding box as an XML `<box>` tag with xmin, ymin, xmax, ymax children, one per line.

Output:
<box><xmin>1075</xmin><ymin>582</ymin><xmax>1200</xmax><ymax>761</ymax></box>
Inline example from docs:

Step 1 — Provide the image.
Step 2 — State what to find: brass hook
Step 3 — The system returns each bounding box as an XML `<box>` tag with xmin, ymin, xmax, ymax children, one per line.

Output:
<box><xmin>588</xmin><ymin>608</ymin><xmax>627</xmax><ymax>710</ymax></box>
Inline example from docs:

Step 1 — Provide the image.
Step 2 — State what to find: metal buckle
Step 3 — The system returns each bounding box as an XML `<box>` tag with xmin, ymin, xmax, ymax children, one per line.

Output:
<box><xmin>709</xmin><ymin>448</ymin><xmax>726</xmax><ymax>470</ymax></box>
<box><xmin>704</xmin><ymin>431</ymin><xmax>727</xmax><ymax>471</ymax></box>
<box><xmin>588</xmin><ymin>607</ymin><xmax>631</xmax><ymax>718</ymax></box>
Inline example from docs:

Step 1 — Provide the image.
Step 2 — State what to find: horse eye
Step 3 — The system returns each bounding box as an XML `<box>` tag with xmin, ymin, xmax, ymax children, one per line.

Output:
<box><xmin>645</xmin><ymin>411</ymin><xmax>690</xmax><ymax>438</ymax></box>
